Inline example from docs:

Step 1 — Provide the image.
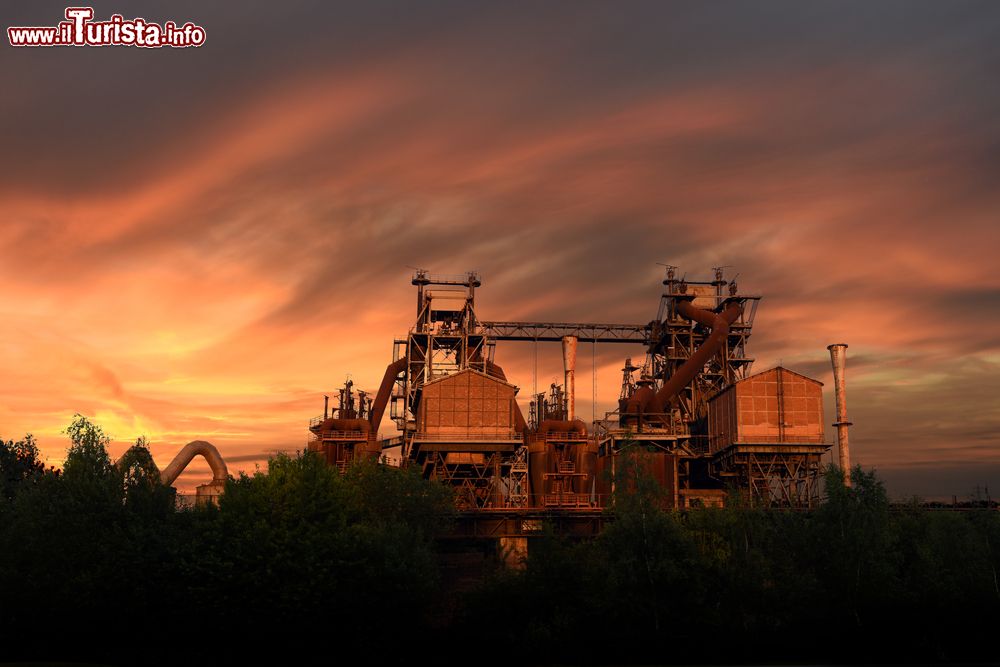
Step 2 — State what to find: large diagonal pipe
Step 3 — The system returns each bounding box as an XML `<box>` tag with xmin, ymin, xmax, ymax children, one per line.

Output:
<box><xmin>624</xmin><ymin>298</ymin><xmax>742</xmax><ymax>422</ymax></box>
<box><xmin>160</xmin><ymin>440</ymin><xmax>229</xmax><ymax>487</ymax></box>
<box><xmin>647</xmin><ymin>299</ymin><xmax>743</xmax><ymax>414</ymax></box>
<box><xmin>369</xmin><ymin>356</ymin><xmax>408</xmax><ymax>436</ymax></box>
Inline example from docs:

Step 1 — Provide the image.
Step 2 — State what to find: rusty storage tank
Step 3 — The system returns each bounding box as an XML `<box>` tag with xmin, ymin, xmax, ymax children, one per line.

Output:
<box><xmin>527</xmin><ymin>421</ymin><xmax>595</xmax><ymax>508</ymax></box>
<box><xmin>708</xmin><ymin>366</ymin><xmax>825</xmax><ymax>453</ymax></box>
<box><xmin>578</xmin><ymin>440</ymin><xmax>598</xmax><ymax>502</ymax></box>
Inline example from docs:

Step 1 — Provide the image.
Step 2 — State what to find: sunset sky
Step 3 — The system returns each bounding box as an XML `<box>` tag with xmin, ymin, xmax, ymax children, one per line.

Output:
<box><xmin>2</xmin><ymin>1</ymin><xmax>998</xmax><ymax>497</ymax></box>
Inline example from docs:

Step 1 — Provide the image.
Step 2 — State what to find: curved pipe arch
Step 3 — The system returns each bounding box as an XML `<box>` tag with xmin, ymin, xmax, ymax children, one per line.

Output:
<box><xmin>160</xmin><ymin>440</ymin><xmax>229</xmax><ymax>487</ymax></box>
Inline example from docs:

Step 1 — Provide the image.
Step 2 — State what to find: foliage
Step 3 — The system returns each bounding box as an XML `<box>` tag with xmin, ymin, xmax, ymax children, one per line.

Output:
<box><xmin>2</xmin><ymin>416</ymin><xmax>999</xmax><ymax>665</ymax></box>
<box><xmin>458</xmin><ymin>460</ymin><xmax>1000</xmax><ymax>664</ymax></box>
<box><xmin>599</xmin><ymin>442</ymin><xmax>703</xmax><ymax>639</ymax></box>
<box><xmin>0</xmin><ymin>419</ymin><xmax>457</xmax><ymax>665</ymax></box>
<box><xmin>118</xmin><ymin>436</ymin><xmax>174</xmax><ymax>514</ymax></box>
<box><xmin>812</xmin><ymin>464</ymin><xmax>897</xmax><ymax>630</ymax></box>
<box><xmin>62</xmin><ymin>412</ymin><xmax>114</xmax><ymax>481</ymax></box>
<box><xmin>0</xmin><ymin>434</ymin><xmax>48</xmax><ymax>502</ymax></box>
<box><xmin>118</xmin><ymin>436</ymin><xmax>159</xmax><ymax>489</ymax></box>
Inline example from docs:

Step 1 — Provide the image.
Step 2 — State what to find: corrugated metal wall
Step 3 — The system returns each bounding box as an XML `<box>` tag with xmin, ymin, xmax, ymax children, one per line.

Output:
<box><xmin>708</xmin><ymin>367</ymin><xmax>824</xmax><ymax>453</ymax></box>
<box><xmin>418</xmin><ymin>368</ymin><xmax>516</xmax><ymax>436</ymax></box>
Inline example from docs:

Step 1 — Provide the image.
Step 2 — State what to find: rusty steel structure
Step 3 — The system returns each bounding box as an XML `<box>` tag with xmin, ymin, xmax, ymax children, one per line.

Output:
<box><xmin>307</xmin><ymin>267</ymin><xmax>833</xmax><ymax>528</ymax></box>
<box><xmin>707</xmin><ymin>367</ymin><xmax>829</xmax><ymax>505</ymax></box>
<box><xmin>308</xmin><ymin>377</ymin><xmax>380</xmax><ymax>471</ymax></box>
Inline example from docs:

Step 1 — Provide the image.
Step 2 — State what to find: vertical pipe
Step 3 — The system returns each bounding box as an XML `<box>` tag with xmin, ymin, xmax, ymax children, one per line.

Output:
<box><xmin>827</xmin><ymin>343</ymin><xmax>852</xmax><ymax>487</ymax></box>
<box><xmin>562</xmin><ymin>336</ymin><xmax>578</xmax><ymax>421</ymax></box>
<box><xmin>323</xmin><ymin>395</ymin><xmax>329</xmax><ymax>420</ymax></box>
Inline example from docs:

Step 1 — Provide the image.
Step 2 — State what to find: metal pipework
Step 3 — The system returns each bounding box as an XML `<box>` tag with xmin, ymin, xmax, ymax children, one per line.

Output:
<box><xmin>368</xmin><ymin>356</ymin><xmax>408</xmax><ymax>437</ymax></box>
<box><xmin>646</xmin><ymin>299</ymin><xmax>743</xmax><ymax>415</ymax></box>
<box><xmin>536</xmin><ymin>418</ymin><xmax>588</xmax><ymax>437</ymax></box>
<box><xmin>562</xmin><ymin>336</ymin><xmax>578</xmax><ymax>421</ymax></box>
<box><xmin>827</xmin><ymin>343</ymin><xmax>852</xmax><ymax>486</ymax></box>
<box><xmin>160</xmin><ymin>440</ymin><xmax>229</xmax><ymax>487</ymax></box>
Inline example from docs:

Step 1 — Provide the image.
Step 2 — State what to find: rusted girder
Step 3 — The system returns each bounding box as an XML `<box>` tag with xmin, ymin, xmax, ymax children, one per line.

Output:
<box><xmin>478</xmin><ymin>321</ymin><xmax>650</xmax><ymax>343</ymax></box>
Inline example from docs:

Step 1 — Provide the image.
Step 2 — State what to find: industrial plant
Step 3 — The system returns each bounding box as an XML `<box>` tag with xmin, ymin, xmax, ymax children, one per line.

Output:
<box><xmin>303</xmin><ymin>268</ymin><xmax>851</xmax><ymax>537</ymax></box>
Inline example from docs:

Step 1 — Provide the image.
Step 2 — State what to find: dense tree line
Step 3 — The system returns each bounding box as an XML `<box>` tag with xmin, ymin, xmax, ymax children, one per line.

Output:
<box><xmin>458</xmin><ymin>453</ymin><xmax>1000</xmax><ymax>664</ymax></box>
<box><xmin>1</xmin><ymin>417</ymin><xmax>998</xmax><ymax>665</ymax></box>
<box><xmin>0</xmin><ymin>416</ymin><xmax>453</xmax><ymax>665</ymax></box>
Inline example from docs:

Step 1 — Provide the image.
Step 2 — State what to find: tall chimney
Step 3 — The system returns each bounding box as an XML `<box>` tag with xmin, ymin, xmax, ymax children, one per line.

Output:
<box><xmin>323</xmin><ymin>395</ymin><xmax>329</xmax><ymax>420</ymax></box>
<box><xmin>827</xmin><ymin>343</ymin><xmax>852</xmax><ymax>487</ymax></box>
<box><xmin>562</xmin><ymin>336</ymin><xmax>578</xmax><ymax>421</ymax></box>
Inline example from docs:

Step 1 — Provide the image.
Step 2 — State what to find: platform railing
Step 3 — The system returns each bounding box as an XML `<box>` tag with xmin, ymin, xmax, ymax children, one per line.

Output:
<box><xmin>413</xmin><ymin>429</ymin><xmax>519</xmax><ymax>441</ymax></box>
<box><xmin>540</xmin><ymin>432</ymin><xmax>589</xmax><ymax>442</ymax></box>
<box><xmin>540</xmin><ymin>492</ymin><xmax>596</xmax><ymax>508</ymax></box>
<box><xmin>309</xmin><ymin>430</ymin><xmax>369</xmax><ymax>441</ymax></box>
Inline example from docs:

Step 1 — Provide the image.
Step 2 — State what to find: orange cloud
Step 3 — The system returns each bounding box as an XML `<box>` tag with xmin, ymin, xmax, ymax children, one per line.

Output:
<box><xmin>2</xmin><ymin>3</ymin><xmax>998</xmax><ymax>495</ymax></box>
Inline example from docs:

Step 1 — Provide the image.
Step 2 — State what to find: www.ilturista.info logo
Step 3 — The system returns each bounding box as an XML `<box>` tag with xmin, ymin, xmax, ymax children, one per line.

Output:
<box><xmin>8</xmin><ymin>7</ymin><xmax>206</xmax><ymax>48</ymax></box>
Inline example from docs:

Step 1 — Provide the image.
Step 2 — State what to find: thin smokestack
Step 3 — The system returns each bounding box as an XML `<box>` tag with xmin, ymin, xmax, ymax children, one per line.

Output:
<box><xmin>827</xmin><ymin>343</ymin><xmax>852</xmax><ymax>487</ymax></box>
<box><xmin>562</xmin><ymin>336</ymin><xmax>577</xmax><ymax>421</ymax></box>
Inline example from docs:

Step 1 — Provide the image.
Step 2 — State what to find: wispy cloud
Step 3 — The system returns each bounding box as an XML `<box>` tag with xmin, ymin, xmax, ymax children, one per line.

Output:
<box><xmin>1</xmin><ymin>1</ymin><xmax>997</xmax><ymax>494</ymax></box>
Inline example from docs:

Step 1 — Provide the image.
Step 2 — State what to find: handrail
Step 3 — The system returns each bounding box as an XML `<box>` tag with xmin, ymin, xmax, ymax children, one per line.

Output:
<box><xmin>413</xmin><ymin>430</ymin><xmax>519</xmax><ymax>441</ymax></box>
<box><xmin>540</xmin><ymin>432</ymin><xmax>589</xmax><ymax>442</ymax></box>
<box><xmin>541</xmin><ymin>492</ymin><xmax>595</xmax><ymax>508</ymax></box>
<box><xmin>311</xmin><ymin>430</ymin><xmax>369</xmax><ymax>440</ymax></box>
